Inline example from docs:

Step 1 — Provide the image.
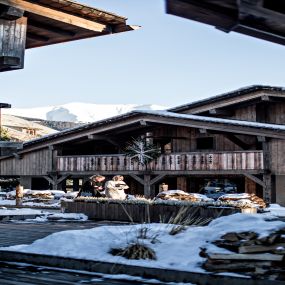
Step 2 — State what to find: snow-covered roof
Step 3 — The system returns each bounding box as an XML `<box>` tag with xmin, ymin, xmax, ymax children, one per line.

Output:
<box><xmin>18</xmin><ymin>109</ymin><xmax>285</xmax><ymax>152</ymax></box>
<box><xmin>168</xmin><ymin>85</ymin><xmax>285</xmax><ymax>113</ymax></box>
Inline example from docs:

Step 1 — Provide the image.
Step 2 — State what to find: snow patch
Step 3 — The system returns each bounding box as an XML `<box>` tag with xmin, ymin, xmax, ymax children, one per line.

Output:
<box><xmin>4</xmin><ymin>213</ymin><xmax>284</xmax><ymax>274</ymax></box>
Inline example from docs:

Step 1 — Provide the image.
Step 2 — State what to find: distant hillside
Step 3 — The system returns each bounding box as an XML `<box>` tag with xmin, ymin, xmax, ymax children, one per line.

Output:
<box><xmin>2</xmin><ymin>114</ymin><xmax>57</xmax><ymax>142</ymax></box>
<box><xmin>3</xmin><ymin>103</ymin><xmax>166</xmax><ymax>123</ymax></box>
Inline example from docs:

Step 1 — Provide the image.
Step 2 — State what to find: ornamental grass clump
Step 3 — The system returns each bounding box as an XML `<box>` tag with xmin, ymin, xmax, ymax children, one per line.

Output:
<box><xmin>168</xmin><ymin>206</ymin><xmax>213</xmax><ymax>235</ymax></box>
<box><xmin>110</xmin><ymin>243</ymin><xmax>156</xmax><ymax>260</ymax></box>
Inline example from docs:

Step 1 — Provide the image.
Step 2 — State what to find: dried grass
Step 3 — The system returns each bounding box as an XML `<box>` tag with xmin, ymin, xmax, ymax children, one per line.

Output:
<box><xmin>110</xmin><ymin>243</ymin><xmax>156</xmax><ymax>260</ymax></box>
<box><xmin>168</xmin><ymin>206</ymin><xmax>213</xmax><ymax>235</ymax></box>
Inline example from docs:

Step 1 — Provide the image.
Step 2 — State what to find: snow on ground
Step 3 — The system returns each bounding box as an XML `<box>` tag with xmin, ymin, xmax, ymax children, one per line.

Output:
<box><xmin>0</xmin><ymin>208</ymin><xmax>43</xmax><ymax>216</ymax></box>
<box><xmin>266</xmin><ymin>204</ymin><xmax>285</xmax><ymax>217</ymax></box>
<box><xmin>0</xmin><ymin>207</ymin><xmax>87</xmax><ymax>222</ymax></box>
<box><xmin>4</xmin><ymin>213</ymin><xmax>285</xmax><ymax>274</ymax></box>
<box><xmin>94</xmin><ymin>273</ymin><xmax>195</xmax><ymax>284</ymax></box>
<box><xmin>29</xmin><ymin>213</ymin><xmax>88</xmax><ymax>223</ymax></box>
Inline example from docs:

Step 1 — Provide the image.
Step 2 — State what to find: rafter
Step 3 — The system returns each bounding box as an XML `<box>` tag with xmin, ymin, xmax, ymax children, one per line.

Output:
<box><xmin>0</xmin><ymin>0</ymin><xmax>110</xmax><ymax>32</ymax></box>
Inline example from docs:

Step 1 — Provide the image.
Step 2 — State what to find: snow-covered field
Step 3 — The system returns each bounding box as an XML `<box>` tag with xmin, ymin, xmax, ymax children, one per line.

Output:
<box><xmin>4</xmin><ymin>213</ymin><xmax>285</xmax><ymax>274</ymax></box>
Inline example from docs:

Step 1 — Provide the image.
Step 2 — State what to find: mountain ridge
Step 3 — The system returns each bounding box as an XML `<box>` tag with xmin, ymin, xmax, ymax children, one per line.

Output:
<box><xmin>3</xmin><ymin>103</ymin><xmax>167</xmax><ymax>123</ymax></box>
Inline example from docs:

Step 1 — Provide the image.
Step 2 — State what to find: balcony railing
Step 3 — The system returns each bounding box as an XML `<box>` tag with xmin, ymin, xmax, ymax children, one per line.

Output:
<box><xmin>57</xmin><ymin>151</ymin><xmax>264</xmax><ymax>172</ymax></box>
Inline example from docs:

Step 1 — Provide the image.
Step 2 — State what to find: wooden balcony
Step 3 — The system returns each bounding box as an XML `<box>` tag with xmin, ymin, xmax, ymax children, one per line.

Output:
<box><xmin>57</xmin><ymin>151</ymin><xmax>264</xmax><ymax>173</ymax></box>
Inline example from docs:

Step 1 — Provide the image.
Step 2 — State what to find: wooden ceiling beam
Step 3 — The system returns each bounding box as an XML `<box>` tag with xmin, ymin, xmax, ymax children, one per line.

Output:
<box><xmin>0</xmin><ymin>3</ymin><xmax>23</xmax><ymax>20</ymax></box>
<box><xmin>0</xmin><ymin>0</ymin><xmax>111</xmax><ymax>32</ymax></box>
<box><xmin>209</xmin><ymin>108</ymin><xmax>233</xmax><ymax>116</ymax></box>
<box><xmin>27</xmin><ymin>32</ymin><xmax>49</xmax><ymax>42</ymax></box>
<box><xmin>28</xmin><ymin>19</ymin><xmax>76</xmax><ymax>37</ymax></box>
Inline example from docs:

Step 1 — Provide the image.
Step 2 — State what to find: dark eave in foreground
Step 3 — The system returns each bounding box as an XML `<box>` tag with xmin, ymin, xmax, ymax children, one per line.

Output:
<box><xmin>166</xmin><ymin>0</ymin><xmax>285</xmax><ymax>46</ymax></box>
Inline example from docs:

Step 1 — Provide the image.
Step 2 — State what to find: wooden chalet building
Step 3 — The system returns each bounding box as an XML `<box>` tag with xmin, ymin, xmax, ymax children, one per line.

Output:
<box><xmin>1</xmin><ymin>85</ymin><xmax>285</xmax><ymax>204</ymax></box>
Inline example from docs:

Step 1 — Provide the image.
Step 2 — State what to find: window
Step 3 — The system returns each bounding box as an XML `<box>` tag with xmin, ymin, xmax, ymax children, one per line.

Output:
<box><xmin>196</xmin><ymin>137</ymin><xmax>214</xmax><ymax>150</ymax></box>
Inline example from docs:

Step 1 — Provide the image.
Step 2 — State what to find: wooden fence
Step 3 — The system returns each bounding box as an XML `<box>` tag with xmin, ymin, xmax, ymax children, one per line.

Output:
<box><xmin>57</xmin><ymin>151</ymin><xmax>264</xmax><ymax>172</ymax></box>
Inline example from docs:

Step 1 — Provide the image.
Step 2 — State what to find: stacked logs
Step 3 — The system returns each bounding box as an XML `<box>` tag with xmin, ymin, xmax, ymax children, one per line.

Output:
<box><xmin>201</xmin><ymin>229</ymin><xmax>285</xmax><ymax>280</ymax></box>
<box><xmin>218</xmin><ymin>193</ymin><xmax>266</xmax><ymax>209</ymax></box>
<box><xmin>155</xmin><ymin>190</ymin><xmax>211</xmax><ymax>202</ymax></box>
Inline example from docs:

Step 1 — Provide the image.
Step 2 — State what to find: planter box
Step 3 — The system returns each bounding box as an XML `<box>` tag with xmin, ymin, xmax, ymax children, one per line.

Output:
<box><xmin>61</xmin><ymin>200</ymin><xmax>242</xmax><ymax>222</ymax></box>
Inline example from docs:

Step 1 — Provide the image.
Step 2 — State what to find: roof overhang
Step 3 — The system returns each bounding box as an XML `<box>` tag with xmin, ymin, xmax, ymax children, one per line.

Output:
<box><xmin>168</xmin><ymin>86</ymin><xmax>285</xmax><ymax>114</ymax></box>
<box><xmin>0</xmin><ymin>0</ymin><xmax>139</xmax><ymax>49</ymax></box>
<box><xmin>166</xmin><ymin>0</ymin><xmax>285</xmax><ymax>46</ymax></box>
<box><xmin>4</xmin><ymin>110</ymin><xmax>285</xmax><ymax>156</ymax></box>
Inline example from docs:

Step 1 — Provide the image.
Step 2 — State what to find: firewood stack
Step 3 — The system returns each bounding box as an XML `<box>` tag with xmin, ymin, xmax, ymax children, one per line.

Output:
<box><xmin>218</xmin><ymin>193</ymin><xmax>266</xmax><ymax>209</ymax></box>
<box><xmin>201</xmin><ymin>229</ymin><xmax>285</xmax><ymax>280</ymax></box>
<box><xmin>155</xmin><ymin>190</ymin><xmax>211</xmax><ymax>202</ymax></box>
<box><xmin>7</xmin><ymin>190</ymin><xmax>54</xmax><ymax>201</ymax></box>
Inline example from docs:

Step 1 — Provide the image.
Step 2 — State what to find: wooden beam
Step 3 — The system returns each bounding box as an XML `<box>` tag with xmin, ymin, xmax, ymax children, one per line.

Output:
<box><xmin>0</xmin><ymin>0</ymin><xmax>110</xmax><ymax>32</ymax></box>
<box><xmin>27</xmin><ymin>32</ymin><xmax>49</xmax><ymax>42</ymax></box>
<box><xmin>199</xmin><ymin>128</ymin><xmax>208</xmax><ymax>134</ymax></box>
<box><xmin>87</xmin><ymin>134</ymin><xmax>120</xmax><ymax>147</ymax></box>
<box><xmin>257</xmin><ymin>136</ymin><xmax>266</xmax><ymax>142</ymax></box>
<box><xmin>144</xmin><ymin>174</ymin><xmax>151</xmax><ymax>198</ymax></box>
<box><xmin>28</xmin><ymin>19</ymin><xmax>76</xmax><ymax>37</ymax></box>
<box><xmin>225</xmin><ymin>134</ymin><xmax>252</xmax><ymax>150</ymax></box>
<box><xmin>263</xmin><ymin>174</ymin><xmax>272</xmax><ymax>203</ymax></box>
<box><xmin>150</xmin><ymin>174</ymin><xmax>166</xmax><ymax>185</ymax></box>
<box><xmin>0</xmin><ymin>3</ymin><xmax>23</xmax><ymax>20</ymax></box>
<box><xmin>57</xmin><ymin>175</ymin><xmax>69</xmax><ymax>185</ymax></box>
<box><xmin>43</xmin><ymin>175</ymin><xmax>54</xmax><ymax>185</ymax></box>
<box><xmin>209</xmin><ymin>108</ymin><xmax>233</xmax><ymax>116</ymax></box>
<box><xmin>244</xmin><ymin>173</ymin><xmax>266</xmax><ymax>188</ymax></box>
<box><xmin>0</xmin><ymin>16</ymin><xmax>27</xmax><ymax>71</ymax></box>
<box><xmin>128</xmin><ymin>173</ymin><xmax>144</xmax><ymax>185</ymax></box>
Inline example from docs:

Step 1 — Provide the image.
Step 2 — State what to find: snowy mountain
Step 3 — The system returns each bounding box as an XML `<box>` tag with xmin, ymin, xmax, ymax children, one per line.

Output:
<box><xmin>3</xmin><ymin>103</ymin><xmax>167</xmax><ymax>123</ymax></box>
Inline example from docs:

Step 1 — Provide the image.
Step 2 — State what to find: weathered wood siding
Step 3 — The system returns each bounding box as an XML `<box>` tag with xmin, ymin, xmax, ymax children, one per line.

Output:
<box><xmin>234</xmin><ymin>105</ymin><xmax>256</xmax><ymax>121</ymax></box>
<box><xmin>0</xmin><ymin>148</ymin><xmax>51</xmax><ymax>176</ymax></box>
<box><xmin>270</xmin><ymin>139</ymin><xmax>285</xmax><ymax>175</ymax></box>
<box><xmin>268</xmin><ymin>102</ymin><xmax>285</xmax><ymax>124</ymax></box>
<box><xmin>57</xmin><ymin>151</ymin><xmax>264</xmax><ymax>173</ymax></box>
<box><xmin>153</xmin><ymin>126</ymin><xmax>256</xmax><ymax>153</ymax></box>
<box><xmin>0</xmin><ymin>17</ymin><xmax>27</xmax><ymax>71</ymax></box>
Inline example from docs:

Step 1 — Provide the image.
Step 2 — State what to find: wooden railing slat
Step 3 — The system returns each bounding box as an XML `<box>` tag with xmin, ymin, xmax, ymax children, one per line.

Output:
<box><xmin>56</xmin><ymin>151</ymin><xmax>264</xmax><ymax>172</ymax></box>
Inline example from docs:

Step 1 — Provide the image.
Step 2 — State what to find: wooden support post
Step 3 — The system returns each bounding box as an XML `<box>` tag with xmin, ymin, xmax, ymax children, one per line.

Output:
<box><xmin>144</xmin><ymin>175</ymin><xmax>151</xmax><ymax>198</ymax></box>
<box><xmin>177</xmin><ymin>176</ymin><xmax>187</xmax><ymax>192</ymax></box>
<box><xmin>244</xmin><ymin>173</ymin><xmax>265</xmax><ymax>188</ymax></box>
<box><xmin>73</xmin><ymin>178</ymin><xmax>80</xmax><ymax>192</ymax></box>
<box><xmin>263</xmin><ymin>174</ymin><xmax>272</xmax><ymax>203</ymax></box>
<box><xmin>262</xmin><ymin>140</ymin><xmax>272</xmax><ymax>203</ymax></box>
<box><xmin>129</xmin><ymin>173</ymin><xmax>144</xmax><ymax>185</ymax></box>
<box><xmin>244</xmin><ymin>176</ymin><xmax>256</xmax><ymax>194</ymax></box>
<box><xmin>44</xmin><ymin>175</ymin><xmax>69</xmax><ymax>190</ymax></box>
<box><xmin>0</xmin><ymin>16</ymin><xmax>27</xmax><ymax>72</ymax></box>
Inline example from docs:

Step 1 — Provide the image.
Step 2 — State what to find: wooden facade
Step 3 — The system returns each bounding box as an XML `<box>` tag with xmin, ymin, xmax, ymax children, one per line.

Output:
<box><xmin>1</xmin><ymin>86</ymin><xmax>285</xmax><ymax>204</ymax></box>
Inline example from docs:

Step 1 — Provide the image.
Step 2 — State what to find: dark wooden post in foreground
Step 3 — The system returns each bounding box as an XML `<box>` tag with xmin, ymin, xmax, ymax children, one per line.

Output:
<box><xmin>0</xmin><ymin>4</ymin><xmax>26</xmax><ymax>71</ymax></box>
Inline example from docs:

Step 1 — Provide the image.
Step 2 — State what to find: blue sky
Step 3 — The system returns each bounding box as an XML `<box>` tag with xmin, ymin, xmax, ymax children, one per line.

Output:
<box><xmin>1</xmin><ymin>0</ymin><xmax>285</xmax><ymax>108</ymax></box>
